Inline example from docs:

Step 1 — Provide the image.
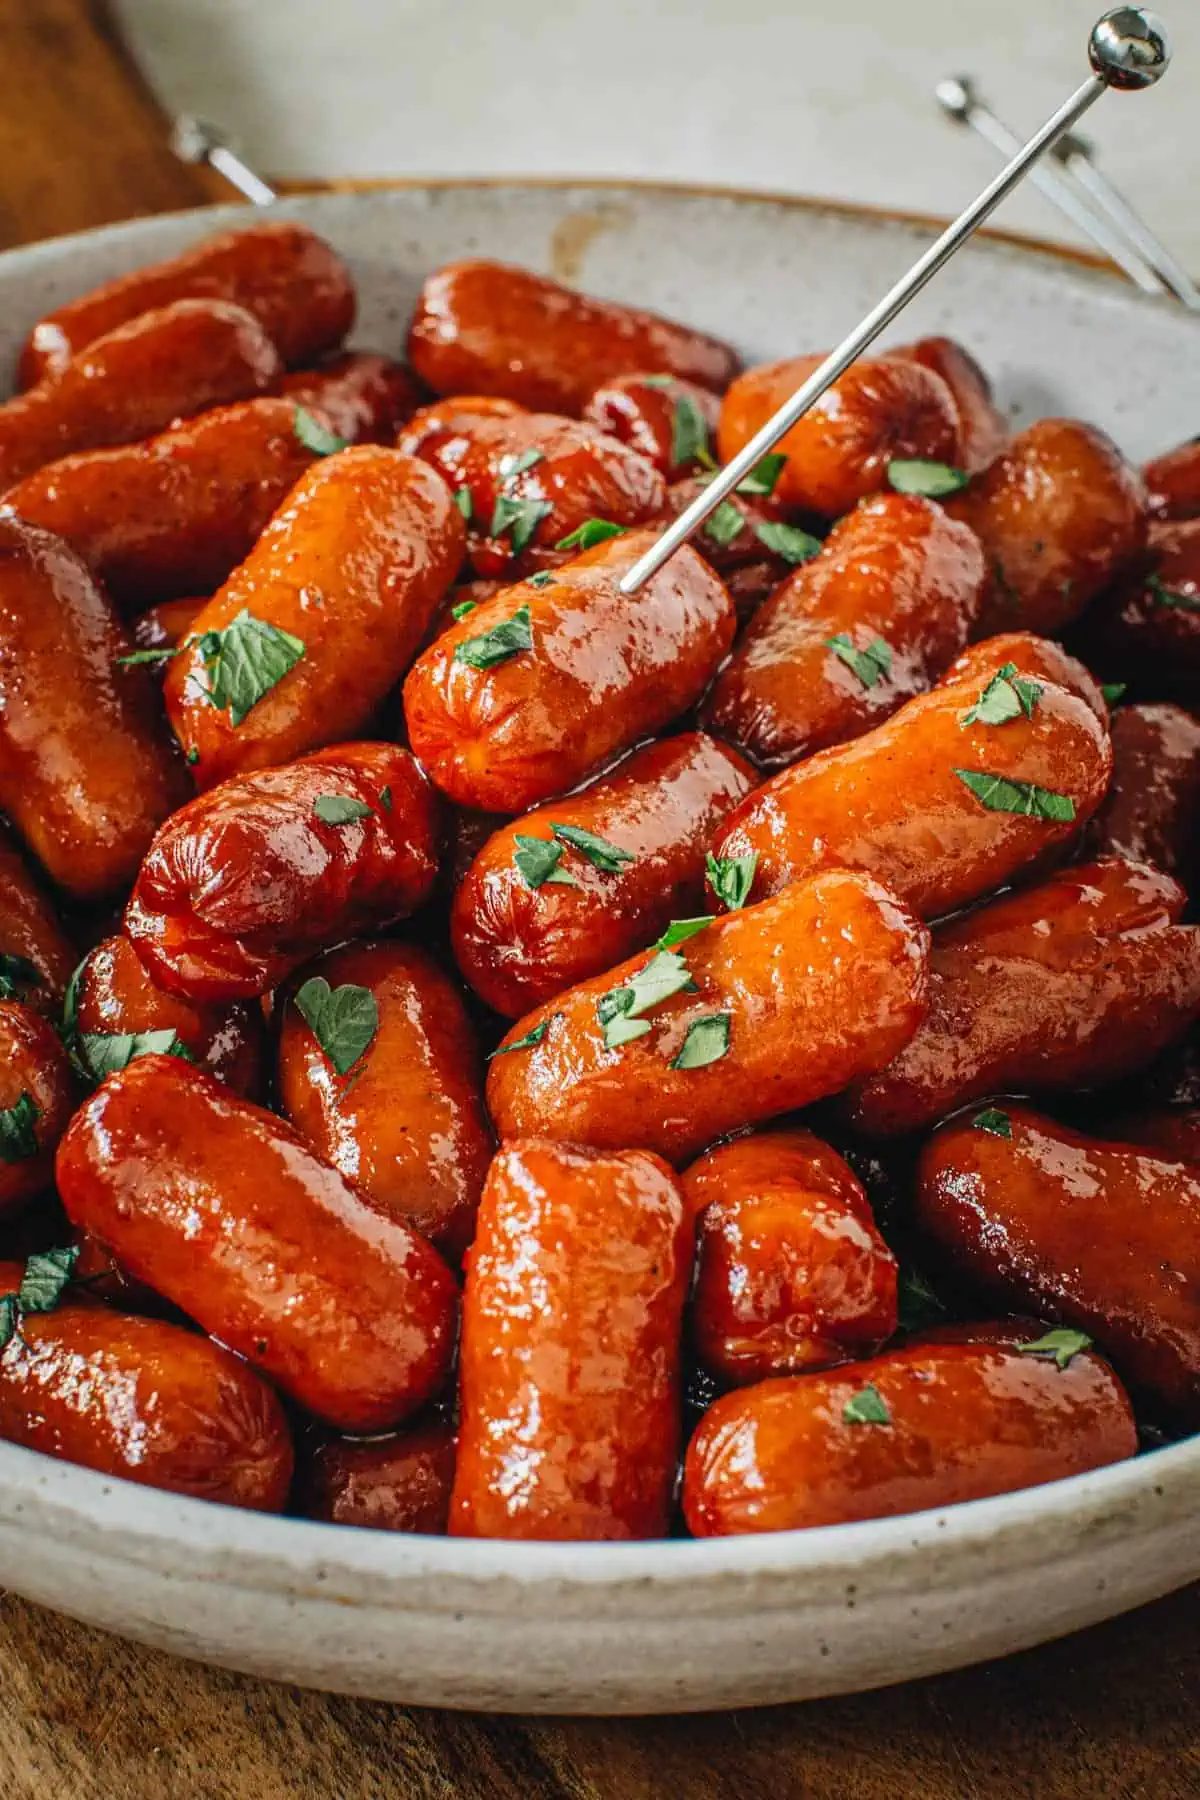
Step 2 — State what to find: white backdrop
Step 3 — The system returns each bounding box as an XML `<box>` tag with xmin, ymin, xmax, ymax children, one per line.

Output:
<box><xmin>116</xmin><ymin>0</ymin><xmax>1199</xmax><ymax>268</ymax></box>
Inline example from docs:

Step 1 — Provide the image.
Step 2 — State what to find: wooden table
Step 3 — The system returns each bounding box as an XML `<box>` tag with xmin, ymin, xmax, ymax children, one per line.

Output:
<box><xmin>0</xmin><ymin>4</ymin><xmax>1197</xmax><ymax>1794</ymax></box>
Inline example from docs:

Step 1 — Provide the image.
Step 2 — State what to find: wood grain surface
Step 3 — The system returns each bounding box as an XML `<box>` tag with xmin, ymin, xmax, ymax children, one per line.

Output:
<box><xmin>0</xmin><ymin>3</ymin><xmax>1195</xmax><ymax>1795</ymax></box>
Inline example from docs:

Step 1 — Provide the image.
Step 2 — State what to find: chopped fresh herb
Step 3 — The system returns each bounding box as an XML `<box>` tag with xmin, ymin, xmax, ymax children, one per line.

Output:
<box><xmin>952</xmin><ymin>768</ymin><xmax>1075</xmax><ymax>822</ymax></box>
<box><xmin>488</xmin><ymin>1016</ymin><xmax>558</xmax><ymax>1059</ymax></box>
<box><xmin>0</xmin><ymin>1295</ymin><xmax>18</xmax><ymax>1351</ymax></box>
<box><xmin>670</xmin><ymin>394</ymin><xmax>713</xmax><ymax>470</ymax></box>
<box><xmin>887</xmin><ymin>458</ymin><xmax>970</xmax><ymax>498</ymax></box>
<box><xmin>527</xmin><ymin>571</ymin><xmax>555</xmax><ymax>589</ymax></box>
<box><xmin>549</xmin><ymin>823</ymin><xmax>634</xmax><ymax>873</ymax></box>
<box><xmin>451</xmin><ymin>598</ymin><xmax>478</xmax><ymax>621</ymax></box>
<box><xmin>313</xmin><ymin>794</ymin><xmax>373</xmax><ymax>827</ymax></box>
<box><xmin>453</xmin><ymin>485</ymin><xmax>473</xmax><ymax>522</ymax></box>
<box><xmin>378</xmin><ymin>785</ymin><xmax>393</xmax><ymax>813</ymax></box>
<box><xmin>194</xmin><ymin>611</ymin><xmax>305</xmax><ymax>727</ymax></box>
<box><xmin>737</xmin><ymin>453</ymin><xmax>787</xmax><ymax>498</ymax></box>
<box><xmin>489</xmin><ymin>493</ymin><xmax>552</xmax><ymax>554</ymax></box>
<box><xmin>703</xmin><ymin>499</ymin><xmax>746</xmax><ymax>548</ymax></box>
<box><xmin>555</xmin><ymin>519</ymin><xmax>627</xmax><ymax>552</ymax></box>
<box><xmin>115</xmin><ymin>645</ymin><xmax>183</xmax><ymax>667</ymax></box>
<box><xmin>1100</xmin><ymin>682</ymin><xmax>1127</xmax><ymax>706</ymax></box>
<box><xmin>293</xmin><ymin>978</ymin><xmax>378</xmax><ymax>1077</ymax></box>
<box><xmin>896</xmin><ymin>1264</ymin><xmax>948</xmax><ymax>1333</ymax></box>
<box><xmin>19</xmin><ymin>1245</ymin><xmax>80</xmax><ymax>1314</ymax></box>
<box><xmin>640</xmin><ymin>374</ymin><xmax>675</xmax><ymax>389</ymax></box>
<box><xmin>598</xmin><ymin>949</ymin><xmax>696</xmax><ymax>1049</ymax></box>
<box><xmin>0</xmin><ymin>1093</ymin><xmax>39</xmax><ymax>1163</ymax></box>
<box><xmin>826</xmin><ymin>632</ymin><xmax>893</xmax><ymax>690</ymax></box>
<box><xmin>294</xmin><ymin>405</ymin><xmax>348</xmax><ymax>456</ymax></box>
<box><xmin>76</xmin><ymin>1029</ymin><xmax>192</xmax><ymax>1083</ymax></box>
<box><xmin>706</xmin><ymin>850</ymin><xmax>758</xmax><ymax>911</ymax></box>
<box><xmin>1146</xmin><ymin>573</ymin><xmax>1200</xmax><ymax>611</ymax></box>
<box><xmin>972</xmin><ymin>1106</ymin><xmax>1012</xmax><ymax>1138</ymax></box>
<box><xmin>513</xmin><ymin>834</ymin><xmax>583</xmax><ymax>890</ymax></box>
<box><xmin>1017</xmin><ymin>1327</ymin><xmax>1093</xmax><ymax>1370</ymax></box>
<box><xmin>753</xmin><ymin>520</ymin><xmax>822</xmax><ymax>565</ymax></box>
<box><xmin>655</xmin><ymin>916</ymin><xmax>714</xmax><ymax>950</ymax></box>
<box><xmin>0</xmin><ymin>953</ymin><xmax>41</xmax><ymax>1002</ymax></box>
<box><xmin>671</xmin><ymin>1012</ymin><xmax>730</xmax><ymax>1070</ymax></box>
<box><xmin>499</xmin><ymin>448</ymin><xmax>544</xmax><ymax>482</ymax></box>
<box><xmin>454</xmin><ymin>604</ymin><xmax>533</xmax><ymax>670</ymax></box>
<box><xmin>186</xmin><ymin>747</ymin><xmax>200</xmax><ymax>766</ymax></box>
<box><xmin>842</xmin><ymin>1383</ymin><xmax>892</xmax><ymax>1425</ymax></box>
<box><xmin>604</xmin><ymin>1013</ymin><xmax>652</xmax><ymax>1048</ymax></box>
<box><xmin>962</xmin><ymin>662</ymin><xmax>1044</xmax><ymax>727</ymax></box>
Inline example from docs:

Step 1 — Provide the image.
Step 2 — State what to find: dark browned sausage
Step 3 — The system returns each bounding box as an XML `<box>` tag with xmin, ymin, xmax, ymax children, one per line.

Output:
<box><xmin>1084</xmin><ymin>702</ymin><xmax>1200</xmax><ymax>883</ymax></box>
<box><xmin>0</xmin><ymin>1002</ymin><xmax>74</xmax><ymax>1218</ymax></box>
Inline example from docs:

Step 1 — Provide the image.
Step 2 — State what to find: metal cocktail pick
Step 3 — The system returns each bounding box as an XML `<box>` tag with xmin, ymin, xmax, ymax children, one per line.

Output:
<box><xmin>1050</xmin><ymin>129</ymin><xmax>1200</xmax><ymax>309</ymax></box>
<box><xmin>618</xmin><ymin>6</ymin><xmax>1173</xmax><ymax>597</ymax></box>
<box><xmin>171</xmin><ymin>116</ymin><xmax>279</xmax><ymax>206</ymax></box>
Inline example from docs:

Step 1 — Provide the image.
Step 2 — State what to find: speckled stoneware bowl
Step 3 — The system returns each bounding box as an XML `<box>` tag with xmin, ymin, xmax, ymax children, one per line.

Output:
<box><xmin>0</xmin><ymin>184</ymin><xmax>1197</xmax><ymax>1714</ymax></box>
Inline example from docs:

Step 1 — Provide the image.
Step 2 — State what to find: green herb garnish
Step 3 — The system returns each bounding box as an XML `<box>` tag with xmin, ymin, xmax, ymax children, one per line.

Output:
<box><xmin>454</xmin><ymin>604</ymin><xmax>533</xmax><ymax>671</ymax></box>
<box><xmin>451</xmin><ymin>599</ymin><xmax>478</xmax><ymax>621</ymax></box>
<box><xmin>703</xmin><ymin>500</ymin><xmax>746</xmax><ymax>548</ymax></box>
<box><xmin>549</xmin><ymin>823</ymin><xmax>634</xmax><ymax>873</ymax></box>
<box><xmin>887</xmin><ymin>458</ymin><xmax>970</xmax><ymax>498</ymax></box>
<box><xmin>294</xmin><ymin>405</ymin><xmax>348</xmax><ymax>456</ymax></box>
<box><xmin>556</xmin><ymin>519</ymin><xmax>627</xmax><ymax>552</ymax></box>
<box><xmin>0</xmin><ymin>1245</ymin><xmax>80</xmax><ymax>1351</ymax></box>
<box><xmin>115</xmin><ymin>645</ymin><xmax>184</xmax><ymax>667</ymax></box>
<box><xmin>186</xmin><ymin>747</ymin><xmax>200</xmax><ymax>766</ymax></box>
<box><xmin>1016</xmin><ymin>1327</ymin><xmax>1093</xmax><ymax>1370</ymax></box>
<box><xmin>597</xmin><ymin>949</ymin><xmax>696</xmax><ymax>1050</ymax></box>
<box><xmin>313</xmin><ymin>794</ymin><xmax>373</xmax><ymax>826</ymax></box>
<box><xmin>654</xmin><ymin>916</ymin><xmax>714</xmax><ymax>950</ymax></box>
<box><xmin>0</xmin><ymin>954</ymin><xmax>41</xmax><ymax>1002</ymax></box>
<box><xmin>752</xmin><ymin>520</ymin><xmax>822</xmax><ymax>565</ymax></box>
<box><xmin>75</xmin><ymin>1029</ymin><xmax>193</xmax><ymax>1084</ymax></box>
<box><xmin>490</xmin><ymin>494</ymin><xmax>552</xmax><ymax>555</ymax></box>
<box><xmin>972</xmin><ymin>1106</ymin><xmax>1012</xmax><ymax>1138</ymax></box>
<box><xmin>194</xmin><ymin>611</ymin><xmax>305</xmax><ymax>727</ymax></box>
<box><xmin>896</xmin><ymin>1264</ymin><xmax>948</xmax><ymax>1333</ymax></box>
<box><xmin>737</xmin><ymin>453</ymin><xmax>787</xmax><ymax>498</ymax></box>
<box><xmin>293</xmin><ymin>978</ymin><xmax>378</xmax><ymax>1078</ymax></box>
<box><xmin>513</xmin><ymin>835</ymin><xmax>583</xmax><ymax>891</ymax></box>
<box><xmin>527</xmin><ymin>571</ymin><xmax>555</xmax><ymax>589</ymax></box>
<box><xmin>706</xmin><ymin>850</ymin><xmax>758</xmax><ymax>911</ymax></box>
<box><xmin>499</xmin><ymin>448</ymin><xmax>544</xmax><ymax>481</ymax></box>
<box><xmin>671</xmin><ymin>1012</ymin><xmax>730</xmax><ymax>1070</ymax></box>
<box><xmin>962</xmin><ymin>662</ymin><xmax>1043</xmax><ymax>727</ymax></box>
<box><xmin>453</xmin><ymin>485</ymin><xmax>473</xmax><ymax>522</ymax></box>
<box><xmin>1100</xmin><ymin>682</ymin><xmax>1127</xmax><ymax>706</ymax></box>
<box><xmin>488</xmin><ymin>1017</ymin><xmax>558</xmax><ymax>1059</ymax></box>
<box><xmin>826</xmin><ymin>632</ymin><xmax>893</xmax><ymax>690</ymax></box>
<box><xmin>1146</xmin><ymin>573</ymin><xmax>1200</xmax><ymax>612</ymax></box>
<box><xmin>842</xmin><ymin>1383</ymin><xmax>892</xmax><ymax>1425</ymax></box>
<box><xmin>0</xmin><ymin>1093</ymin><xmax>39</xmax><ymax>1164</ymax></box>
<box><xmin>952</xmin><ymin>769</ymin><xmax>1075</xmax><ymax>822</ymax></box>
<box><xmin>670</xmin><ymin>394</ymin><xmax>713</xmax><ymax>470</ymax></box>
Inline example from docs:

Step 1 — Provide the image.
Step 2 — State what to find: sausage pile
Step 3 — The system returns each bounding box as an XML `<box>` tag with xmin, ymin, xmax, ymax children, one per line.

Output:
<box><xmin>0</xmin><ymin>219</ymin><xmax>1196</xmax><ymax>1541</ymax></box>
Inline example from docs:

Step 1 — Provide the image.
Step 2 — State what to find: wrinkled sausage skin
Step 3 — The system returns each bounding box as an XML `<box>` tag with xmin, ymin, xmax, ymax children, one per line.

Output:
<box><xmin>1084</xmin><ymin>703</ymin><xmax>1200</xmax><ymax>882</ymax></box>
<box><xmin>684</xmin><ymin>1129</ymin><xmax>898</xmax><ymax>1384</ymax></box>
<box><xmin>277</xmin><ymin>940</ymin><xmax>492</xmax><ymax>1260</ymax></box>
<box><xmin>125</xmin><ymin>743</ymin><xmax>441</xmax><ymax>1002</ymax></box>
<box><xmin>451</xmin><ymin>1140</ymin><xmax>692</xmax><ymax>1540</ymax></box>
<box><xmin>299</xmin><ymin>1417</ymin><xmax>457</xmax><ymax>1531</ymax></box>
<box><xmin>486</xmin><ymin>868</ymin><xmax>929</xmax><ymax>1165</ymax></box>
<box><xmin>0</xmin><ymin>1002</ymin><xmax>74</xmax><ymax>1218</ymax></box>
<box><xmin>56</xmin><ymin>1056</ymin><xmax>459</xmax><ymax>1433</ymax></box>
<box><xmin>407</xmin><ymin>259</ymin><xmax>739</xmax><ymax>414</ymax></box>
<box><xmin>847</xmin><ymin>859</ymin><xmax>1200</xmax><ymax>1136</ymax></box>
<box><xmin>450</xmin><ymin>732</ymin><xmax>756</xmax><ymax>1017</ymax></box>
<box><xmin>915</xmin><ymin>1105</ymin><xmax>1200</xmax><ymax>1425</ymax></box>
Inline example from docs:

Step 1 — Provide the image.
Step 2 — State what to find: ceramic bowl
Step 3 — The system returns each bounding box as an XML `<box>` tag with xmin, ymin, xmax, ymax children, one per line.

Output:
<box><xmin>0</xmin><ymin>183</ymin><xmax>1197</xmax><ymax>1714</ymax></box>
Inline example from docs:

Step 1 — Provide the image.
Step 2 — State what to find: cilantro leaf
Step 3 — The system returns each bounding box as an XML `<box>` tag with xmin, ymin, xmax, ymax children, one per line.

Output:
<box><xmin>826</xmin><ymin>632</ymin><xmax>893</xmax><ymax>689</ymax></box>
<box><xmin>488</xmin><ymin>1016</ymin><xmax>559</xmax><ymax>1059</ymax></box>
<box><xmin>1016</xmin><ymin>1327</ymin><xmax>1093</xmax><ymax>1370</ymax></box>
<box><xmin>1146</xmin><ymin>573</ymin><xmax>1200</xmax><ymax>612</ymax></box>
<box><xmin>0</xmin><ymin>1294</ymin><xmax>19</xmax><ymax>1352</ymax></box>
<box><xmin>896</xmin><ymin>1264</ymin><xmax>948</xmax><ymax>1333</ymax></box>
<box><xmin>454</xmin><ymin>605</ymin><xmax>533</xmax><ymax>671</ymax></box>
<box><xmin>962</xmin><ymin>662</ymin><xmax>1043</xmax><ymax>727</ymax></box>
<box><xmin>737</xmin><ymin>454</ymin><xmax>787</xmax><ymax>498</ymax></box>
<box><xmin>972</xmin><ymin>1106</ymin><xmax>1012</xmax><ymax>1138</ymax></box>
<box><xmin>378</xmin><ymin>785</ymin><xmax>392</xmax><ymax>812</ymax></box>
<box><xmin>597</xmin><ymin>949</ymin><xmax>696</xmax><ymax>1049</ymax></box>
<box><xmin>670</xmin><ymin>394</ymin><xmax>713</xmax><ymax>470</ymax></box>
<box><xmin>490</xmin><ymin>494</ymin><xmax>552</xmax><ymax>555</ymax></box>
<box><xmin>604</xmin><ymin>1013</ymin><xmax>652</xmax><ymax>1048</ymax></box>
<box><xmin>671</xmin><ymin>1012</ymin><xmax>730</xmax><ymax>1070</ymax></box>
<box><xmin>952</xmin><ymin>769</ymin><xmax>1075</xmax><ymax>822</ymax></box>
<box><xmin>887</xmin><ymin>458</ymin><xmax>970</xmax><ymax>498</ymax></box>
<box><xmin>753</xmin><ymin>520</ymin><xmax>822</xmax><ymax>565</ymax></box>
<box><xmin>0</xmin><ymin>953</ymin><xmax>41</xmax><ymax>1002</ymax></box>
<box><xmin>549</xmin><ymin>823</ymin><xmax>634</xmax><ymax>873</ymax></box>
<box><xmin>453</xmin><ymin>485</ymin><xmax>473</xmax><ymax>522</ymax></box>
<box><xmin>555</xmin><ymin>519</ymin><xmax>627</xmax><ymax>552</ymax></box>
<box><xmin>313</xmin><ymin>794</ymin><xmax>373</xmax><ymax>826</ymax></box>
<box><xmin>195</xmin><ymin>611</ymin><xmax>305</xmax><ymax>727</ymax></box>
<box><xmin>293</xmin><ymin>978</ymin><xmax>378</xmax><ymax>1078</ymax></box>
<box><xmin>0</xmin><ymin>1093</ymin><xmax>39</xmax><ymax>1163</ymax></box>
<box><xmin>451</xmin><ymin>598</ymin><xmax>478</xmax><ymax>621</ymax></box>
<box><xmin>294</xmin><ymin>405</ymin><xmax>348</xmax><ymax>456</ymax></box>
<box><xmin>842</xmin><ymin>1383</ymin><xmax>892</xmax><ymax>1425</ymax></box>
<box><xmin>115</xmin><ymin>645</ymin><xmax>184</xmax><ymax>667</ymax></box>
<box><xmin>513</xmin><ymin>835</ymin><xmax>583</xmax><ymax>891</ymax></box>
<box><xmin>76</xmin><ymin>1029</ymin><xmax>193</xmax><ymax>1083</ymax></box>
<box><xmin>19</xmin><ymin>1245</ymin><xmax>80</xmax><ymax>1314</ymax></box>
<box><xmin>527</xmin><ymin>571</ymin><xmax>555</xmax><ymax>589</ymax></box>
<box><xmin>499</xmin><ymin>448</ymin><xmax>544</xmax><ymax>482</ymax></box>
<box><xmin>706</xmin><ymin>850</ymin><xmax>758</xmax><ymax>911</ymax></box>
<box><xmin>1100</xmin><ymin>682</ymin><xmax>1127</xmax><ymax>706</ymax></box>
<box><xmin>703</xmin><ymin>500</ymin><xmax>746</xmax><ymax>548</ymax></box>
<box><xmin>655</xmin><ymin>916</ymin><xmax>714</xmax><ymax>950</ymax></box>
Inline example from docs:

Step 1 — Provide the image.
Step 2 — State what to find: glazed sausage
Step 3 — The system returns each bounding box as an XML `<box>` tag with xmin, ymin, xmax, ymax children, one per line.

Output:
<box><xmin>846</xmin><ymin>858</ymin><xmax>1200</xmax><ymax>1136</ymax></box>
<box><xmin>1080</xmin><ymin>519</ymin><xmax>1200</xmax><ymax>696</ymax></box>
<box><xmin>57</xmin><ymin>1056</ymin><xmax>459</xmax><ymax>1432</ymax></box>
<box><xmin>72</xmin><ymin>935</ymin><xmax>264</xmax><ymax>1098</ymax></box>
<box><xmin>1144</xmin><ymin>436</ymin><xmax>1200</xmax><ymax>521</ymax></box>
<box><xmin>711</xmin><ymin>664</ymin><xmax>1112</xmax><ymax>919</ymax></box>
<box><xmin>408</xmin><ymin>409</ymin><xmax>664</xmax><ymax>579</ymax></box>
<box><xmin>3</xmin><ymin>397</ymin><xmax>321</xmax><ymax>612</ymax></box>
<box><xmin>656</xmin><ymin>475</ymin><xmax>794</xmax><ymax>580</ymax></box>
<box><xmin>944</xmin><ymin>419</ymin><xmax>1148</xmax><ymax>637</ymax></box>
<box><xmin>277</xmin><ymin>940</ymin><xmax>492</xmax><ymax>1260</ymax></box>
<box><xmin>451</xmin><ymin>1140</ymin><xmax>691</xmax><ymax>1539</ymax></box>
<box><xmin>684</xmin><ymin>1128</ymin><xmax>898</xmax><ymax>1384</ymax></box>
<box><xmin>486</xmin><ymin>867</ymin><xmax>929</xmax><ymax>1165</ymax></box>
<box><xmin>717</xmin><ymin>353</ymin><xmax>961</xmax><ymax>517</ymax></box>
<box><xmin>125</xmin><ymin>743</ymin><xmax>441</xmax><ymax>1002</ymax></box>
<box><xmin>407</xmin><ymin>258</ymin><xmax>739</xmax><ymax>414</ymax></box>
<box><xmin>282</xmin><ymin>351</ymin><xmax>421</xmax><ymax>444</ymax></box>
<box><xmin>403</xmin><ymin>530</ymin><xmax>736</xmax><ymax>812</ymax></box>
<box><xmin>0</xmin><ymin>828</ymin><xmax>75</xmax><ymax>1008</ymax></box>
<box><xmin>915</xmin><ymin>1105</ymin><xmax>1200</xmax><ymax>1424</ymax></box>
<box><xmin>1105</xmin><ymin>1105</ymin><xmax>1200</xmax><ymax>1165</ymax></box>
<box><xmin>724</xmin><ymin>560</ymin><xmax>788</xmax><ymax>621</ymax></box>
<box><xmin>682</xmin><ymin>1328</ymin><xmax>1135</xmax><ymax>1535</ymax></box>
<box><xmin>165</xmin><ymin>448</ymin><xmax>464</xmax><ymax>787</ymax></box>
<box><xmin>131</xmin><ymin>595</ymin><xmax>207</xmax><ymax>658</ymax></box>
<box><xmin>398</xmin><ymin>395</ymin><xmax>527</xmax><ymax>459</ymax></box>
<box><xmin>0</xmin><ymin>1003</ymin><xmax>74</xmax><ymax>1218</ymax></box>
<box><xmin>1083</xmin><ymin>703</ymin><xmax>1200</xmax><ymax>882</ymax></box>
<box><xmin>583</xmin><ymin>373</ymin><xmax>722</xmax><ymax>477</ymax></box>
<box><xmin>891</xmin><ymin>336</ymin><xmax>1007</xmax><ymax>472</ymax></box>
<box><xmin>299</xmin><ymin>1417</ymin><xmax>456</xmax><ymax>1531</ymax></box>
<box><xmin>943</xmin><ymin>631</ymin><xmax>1109</xmax><ymax>723</ymax></box>
<box><xmin>701</xmin><ymin>492</ymin><xmax>986</xmax><ymax>769</ymax></box>
<box><xmin>17</xmin><ymin>219</ymin><xmax>355</xmax><ymax>387</ymax></box>
<box><xmin>450</xmin><ymin>732</ymin><xmax>756</xmax><ymax>1017</ymax></box>
<box><xmin>0</xmin><ymin>514</ymin><xmax>188</xmax><ymax>902</ymax></box>
<box><xmin>0</xmin><ymin>299</ymin><xmax>282</xmax><ymax>493</ymax></box>
<box><xmin>0</xmin><ymin>1262</ymin><xmax>293</xmax><ymax>1510</ymax></box>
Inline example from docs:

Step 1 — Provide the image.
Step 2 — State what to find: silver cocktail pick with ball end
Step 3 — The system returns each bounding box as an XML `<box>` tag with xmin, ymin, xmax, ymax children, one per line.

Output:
<box><xmin>171</xmin><ymin>116</ymin><xmax>278</xmax><ymax>207</ymax></box>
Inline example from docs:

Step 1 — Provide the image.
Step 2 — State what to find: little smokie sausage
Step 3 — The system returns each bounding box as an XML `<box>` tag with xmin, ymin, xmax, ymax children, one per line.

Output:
<box><xmin>1080</xmin><ymin>519</ymin><xmax>1200</xmax><ymax>697</ymax></box>
<box><xmin>1083</xmin><ymin>703</ymin><xmax>1200</xmax><ymax>882</ymax></box>
<box><xmin>408</xmin><ymin>409</ymin><xmax>664</xmax><ymax>579</ymax></box>
<box><xmin>846</xmin><ymin>858</ymin><xmax>1200</xmax><ymax>1136</ymax></box>
<box><xmin>701</xmin><ymin>492</ymin><xmax>986</xmax><ymax>769</ymax></box>
<box><xmin>451</xmin><ymin>1140</ymin><xmax>691</xmax><ymax>1539</ymax></box>
<box><xmin>891</xmin><ymin>336</ymin><xmax>1007</xmax><ymax>472</ymax></box>
<box><xmin>0</xmin><ymin>828</ymin><xmax>75</xmax><ymax>1009</ymax></box>
<box><xmin>450</xmin><ymin>732</ymin><xmax>756</xmax><ymax>1017</ymax></box>
<box><xmin>942</xmin><ymin>631</ymin><xmax>1109</xmax><ymax>723</ymax></box>
<box><xmin>407</xmin><ymin>258</ymin><xmax>739</xmax><ymax>414</ymax></box>
<box><xmin>71</xmin><ymin>935</ymin><xmax>264</xmax><ymax>1098</ymax></box>
<box><xmin>1105</xmin><ymin>1105</ymin><xmax>1200</xmax><ymax>1165</ymax></box>
<box><xmin>17</xmin><ymin>219</ymin><xmax>355</xmax><ymax>387</ymax></box>
<box><xmin>282</xmin><ymin>351</ymin><xmax>421</xmax><ymax>444</ymax></box>
<box><xmin>656</xmin><ymin>475</ymin><xmax>796</xmax><ymax>584</ymax></box>
<box><xmin>299</xmin><ymin>1417</ymin><xmax>456</xmax><ymax>1531</ymax></box>
<box><xmin>0</xmin><ymin>300</ymin><xmax>282</xmax><ymax>493</ymax></box>
<box><xmin>486</xmin><ymin>867</ymin><xmax>929</xmax><ymax>1165</ymax></box>
<box><xmin>717</xmin><ymin>353</ymin><xmax>961</xmax><ymax>517</ymax></box>
<box><xmin>0</xmin><ymin>515</ymin><xmax>189</xmax><ymax>903</ymax></box>
<box><xmin>583</xmin><ymin>373</ymin><xmax>721</xmax><ymax>477</ymax></box>
<box><xmin>682</xmin><ymin>1327</ymin><xmax>1135</xmax><ymax>1535</ymax></box>
<box><xmin>4</xmin><ymin>397</ymin><xmax>321</xmax><ymax>612</ymax></box>
<box><xmin>944</xmin><ymin>419</ymin><xmax>1148</xmax><ymax>637</ymax></box>
<box><xmin>56</xmin><ymin>1056</ymin><xmax>459</xmax><ymax>1433</ymax></box>
<box><xmin>0</xmin><ymin>1003</ymin><xmax>74</xmax><ymax>1218</ymax></box>
<box><xmin>165</xmin><ymin>447</ymin><xmax>464</xmax><ymax>787</ymax></box>
<box><xmin>125</xmin><ymin>743</ymin><xmax>441</xmax><ymax>1002</ymax></box>
<box><xmin>0</xmin><ymin>1263</ymin><xmax>293</xmax><ymax>1510</ymax></box>
<box><xmin>915</xmin><ymin>1105</ymin><xmax>1200</xmax><ymax>1425</ymax></box>
<box><xmin>1144</xmin><ymin>436</ymin><xmax>1200</xmax><ymax>521</ymax></box>
<box><xmin>684</xmin><ymin>1129</ymin><xmax>898</xmax><ymax>1385</ymax></box>
<box><xmin>277</xmin><ymin>940</ymin><xmax>492</xmax><ymax>1260</ymax></box>
<box><xmin>398</xmin><ymin>395</ymin><xmax>527</xmax><ymax>459</ymax></box>
<box><xmin>711</xmin><ymin>665</ymin><xmax>1112</xmax><ymax>919</ymax></box>
<box><xmin>403</xmin><ymin>530</ymin><xmax>736</xmax><ymax>812</ymax></box>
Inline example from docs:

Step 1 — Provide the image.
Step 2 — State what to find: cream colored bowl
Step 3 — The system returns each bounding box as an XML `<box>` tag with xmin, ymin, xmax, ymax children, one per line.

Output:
<box><xmin>0</xmin><ymin>183</ymin><xmax>1197</xmax><ymax>1714</ymax></box>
